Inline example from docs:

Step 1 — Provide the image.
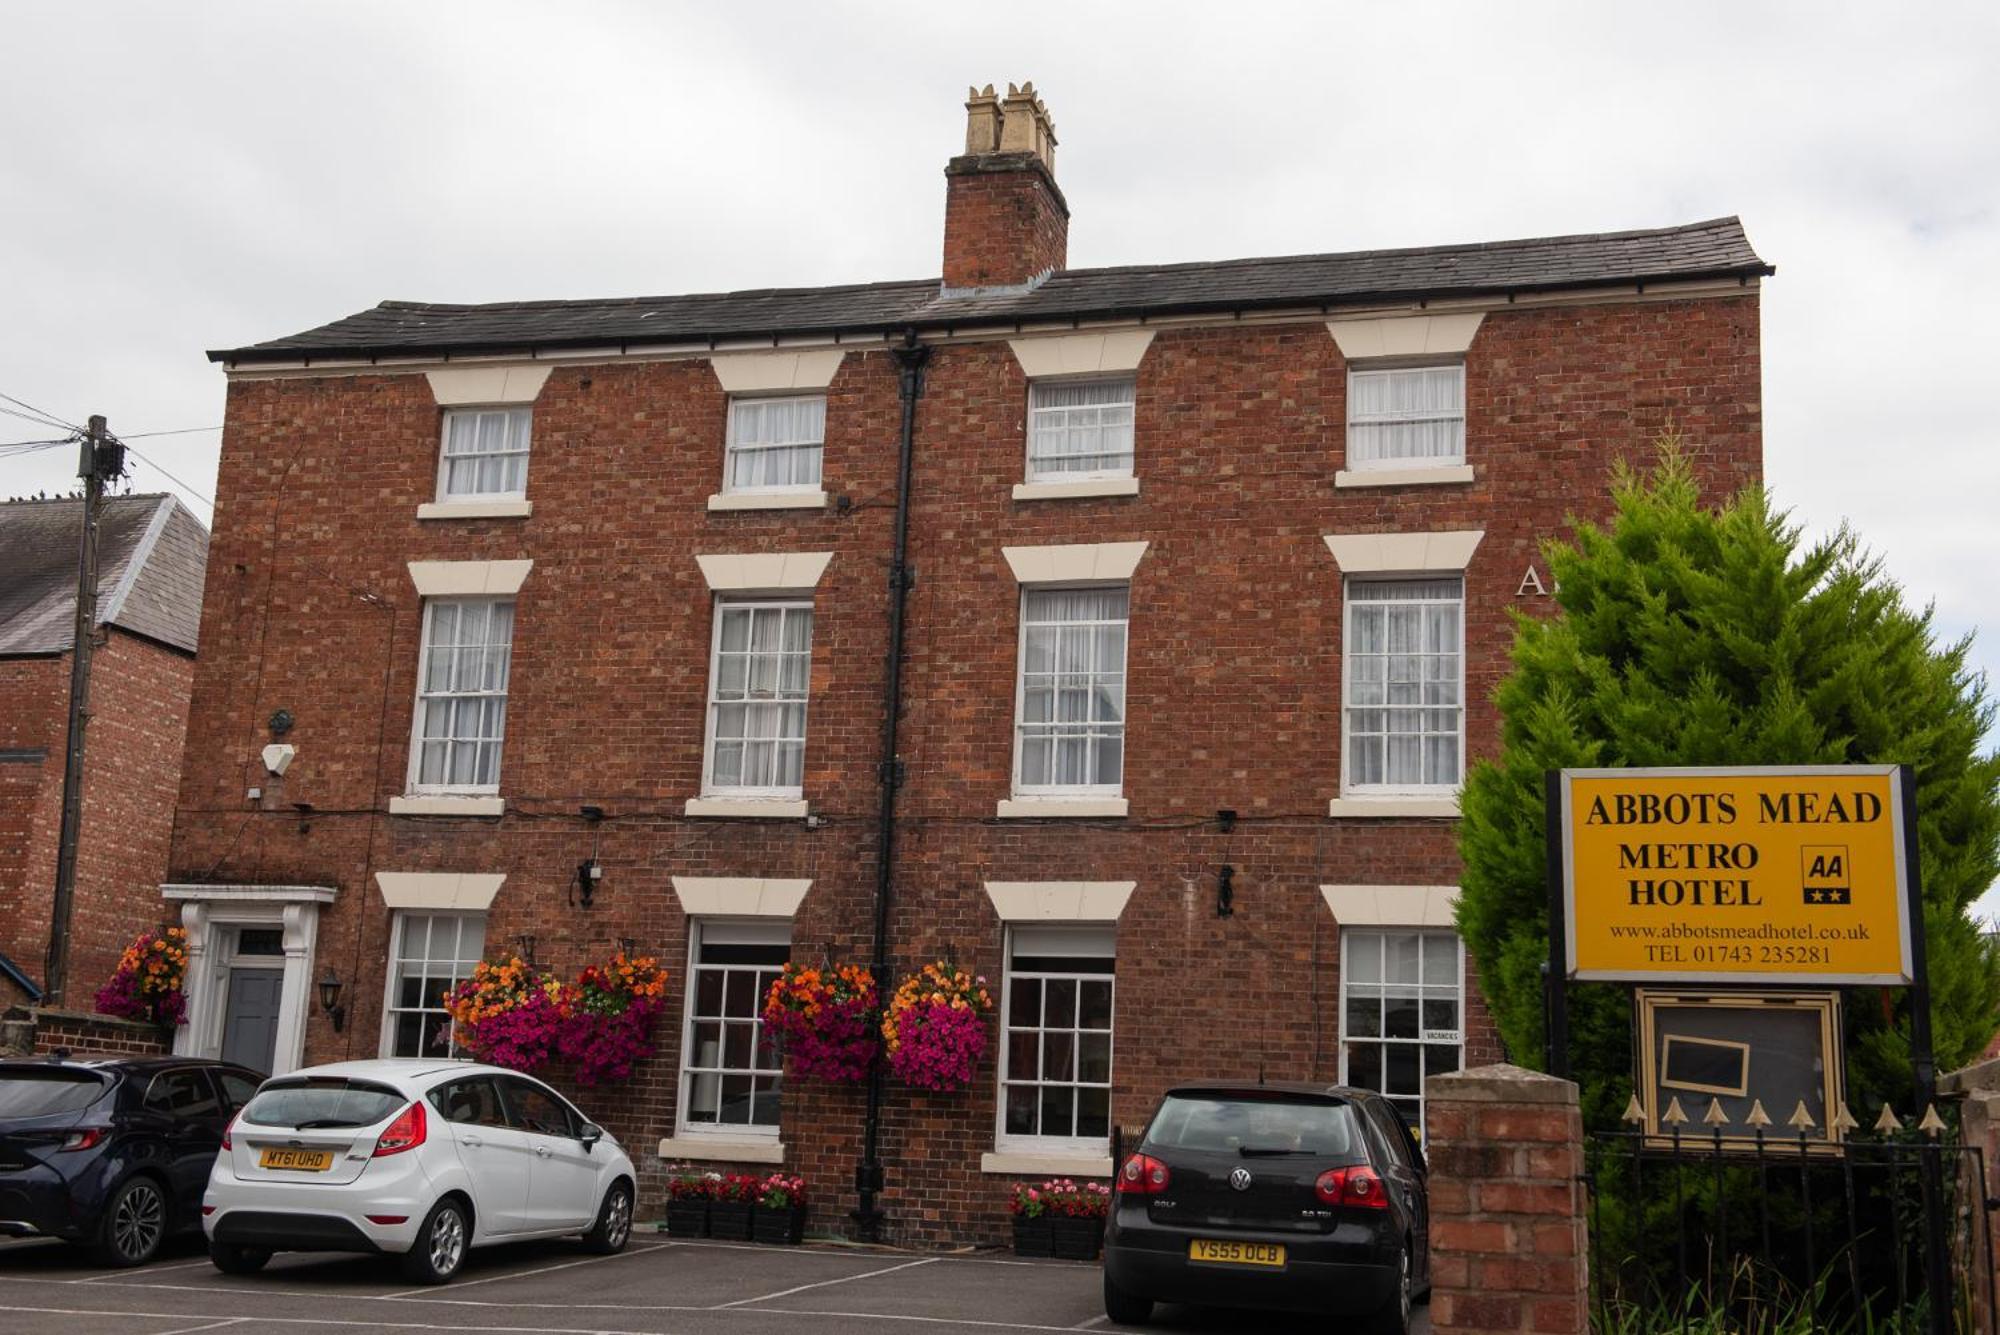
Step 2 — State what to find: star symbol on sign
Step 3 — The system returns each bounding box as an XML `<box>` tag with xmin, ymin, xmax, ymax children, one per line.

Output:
<box><xmin>1808</xmin><ymin>889</ymin><xmax>1823</xmax><ymax>903</ymax></box>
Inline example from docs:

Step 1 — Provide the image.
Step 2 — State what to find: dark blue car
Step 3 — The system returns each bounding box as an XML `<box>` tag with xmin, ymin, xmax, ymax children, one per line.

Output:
<box><xmin>0</xmin><ymin>1054</ymin><xmax>264</xmax><ymax>1266</ymax></box>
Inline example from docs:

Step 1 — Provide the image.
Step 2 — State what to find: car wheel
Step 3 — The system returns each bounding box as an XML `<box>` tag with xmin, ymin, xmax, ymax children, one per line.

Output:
<box><xmin>399</xmin><ymin>1197</ymin><xmax>470</xmax><ymax>1285</ymax></box>
<box><xmin>581</xmin><ymin>1180</ymin><xmax>633</xmax><ymax>1255</ymax></box>
<box><xmin>209</xmin><ymin>1241</ymin><xmax>272</xmax><ymax>1275</ymax></box>
<box><xmin>1102</xmin><ymin>1270</ymin><xmax>1154</xmax><ymax>1326</ymax></box>
<box><xmin>1366</xmin><ymin>1242</ymin><xmax>1413</xmax><ymax>1335</ymax></box>
<box><xmin>94</xmin><ymin>1177</ymin><xmax>167</xmax><ymax>1267</ymax></box>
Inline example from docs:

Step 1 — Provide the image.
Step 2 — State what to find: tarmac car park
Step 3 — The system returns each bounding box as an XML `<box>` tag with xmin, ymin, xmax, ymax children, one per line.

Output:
<box><xmin>0</xmin><ymin>1225</ymin><xmax>1431</xmax><ymax>1333</ymax></box>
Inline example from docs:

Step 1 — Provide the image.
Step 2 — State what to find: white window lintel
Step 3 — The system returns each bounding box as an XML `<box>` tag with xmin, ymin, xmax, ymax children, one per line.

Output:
<box><xmin>1327</xmin><ymin>313</ymin><xmax>1484</xmax><ymax>361</ymax></box>
<box><xmin>374</xmin><ymin>872</ymin><xmax>505</xmax><ymax>911</ymax></box>
<box><xmin>1320</xmin><ymin>883</ymin><xmax>1461</xmax><ymax>928</ymax></box>
<box><xmin>1002</xmin><ymin>541</ymin><xmax>1148</xmax><ymax>585</ymax></box>
<box><xmin>406</xmin><ymin>560</ymin><xmax>533</xmax><ymax>597</ymax></box>
<box><xmin>709</xmin><ymin>350</ymin><xmax>845</xmax><ymax>393</ymax></box>
<box><xmin>1322</xmin><ymin>531</ymin><xmax>1482</xmax><ymax>575</ymax></box>
<box><xmin>670</xmin><ymin>876</ymin><xmax>811</xmax><ymax>918</ymax></box>
<box><xmin>984</xmin><ymin>881</ymin><xmax>1136</xmax><ymax>923</ymax></box>
<box><xmin>694</xmin><ymin>551</ymin><xmax>832</xmax><ymax>592</ymax></box>
<box><xmin>426</xmin><ymin>366</ymin><xmax>552</xmax><ymax>406</ymax></box>
<box><xmin>1008</xmin><ymin>330</ymin><xmax>1155</xmax><ymax>379</ymax></box>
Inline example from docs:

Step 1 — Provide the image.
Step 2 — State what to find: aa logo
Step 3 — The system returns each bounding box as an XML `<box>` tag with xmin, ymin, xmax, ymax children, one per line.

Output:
<box><xmin>1802</xmin><ymin>845</ymin><xmax>1851</xmax><ymax>905</ymax></box>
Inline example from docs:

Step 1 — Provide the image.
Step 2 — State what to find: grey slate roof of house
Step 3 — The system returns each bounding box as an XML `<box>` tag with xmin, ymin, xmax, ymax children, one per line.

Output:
<box><xmin>211</xmin><ymin>216</ymin><xmax>1771</xmax><ymax>364</ymax></box>
<box><xmin>0</xmin><ymin>494</ymin><xmax>209</xmax><ymax>656</ymax></box>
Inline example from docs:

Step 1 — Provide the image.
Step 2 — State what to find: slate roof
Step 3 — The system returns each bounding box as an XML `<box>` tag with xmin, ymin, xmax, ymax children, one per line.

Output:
<box><xmin>211</xmin><ymin>216</ymin><xmax>1771</xmax><ymax>364</ymax></box>
<box><xmin>0</xmin><ymin>494</ymin><xmax>209</xmax><ymax>656</ymax></box>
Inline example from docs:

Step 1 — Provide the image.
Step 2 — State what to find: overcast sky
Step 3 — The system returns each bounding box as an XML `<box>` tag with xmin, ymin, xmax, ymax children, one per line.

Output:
<box><xmin>4</xmin><ymin>3</ymin><xmax>1996</xmax><ymax>917</ymax></box>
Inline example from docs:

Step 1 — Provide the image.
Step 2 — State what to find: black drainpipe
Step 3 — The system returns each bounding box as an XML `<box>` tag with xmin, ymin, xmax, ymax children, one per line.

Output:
<box><xmin>854</xmin><ymin>329</ymin><xmax>929</xmax><ymax>1242</ymax></box>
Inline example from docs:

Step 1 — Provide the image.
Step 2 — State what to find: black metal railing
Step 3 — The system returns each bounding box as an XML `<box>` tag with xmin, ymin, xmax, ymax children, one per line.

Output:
<box><xmin>1584</xmin><ymin>1105</ymin><xmax>1996</xmax><ymax>1333</ymax></box>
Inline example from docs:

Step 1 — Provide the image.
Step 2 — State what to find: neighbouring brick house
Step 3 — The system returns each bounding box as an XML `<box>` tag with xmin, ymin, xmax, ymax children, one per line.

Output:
<box><xmin>174</xmin><ymin>82</ymin><xmax>1769</xmax><ymax>1243</ymax></box>
<box><xmin>0</xmin><ymin>492</ymin><xmax>209</xmax><ymax>1010</ymax></box>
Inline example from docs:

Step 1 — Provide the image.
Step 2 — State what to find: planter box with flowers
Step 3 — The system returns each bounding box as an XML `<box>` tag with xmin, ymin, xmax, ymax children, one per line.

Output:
<box><xmin>1007</xmin><ymin>1181</ymin><xmax>1053</xmax><ymax>1257</ymax></box>
<box><xmin>882</xmin><ymin>961</ymin><xmax>993</xmax><ymax>1092</ymax></box>
<box><xmin>665</xmin><ymin>1168</ymin><xmax>711</xmax><ymax>1238</ymax></box>
<box><xmin>706</xmin><ymin>1172</ymin><xmax>762</xmax><ymax>1241</ymax></box>
<box><xmin>94</xmin><ymin>927</ymin><xmax>190</xmax><ymax>1029</ymax></box>
<box><xmin>761</xmin><ymin>962</ymin><xmax>878</xmax><ymax>1082</ymax></box>
<box><xmin>752</xmin><ymin>1172</ymin><xmax>806</xmax><ymax>1245</ymax></box>
<box><xmin>441</xmin><ymin>951</ymin><xmax>667</xmax><ymax>1085</ymax></box>
<box><xmin>1010</xmin><ymin>1178</ymin><xmax>1109</xmax><ymax>1259</ymax></box>
<box><xmin>1045</xmin><ymin>1178</ymin><xmax>1110</xmax><ymax>1259</ymax></box>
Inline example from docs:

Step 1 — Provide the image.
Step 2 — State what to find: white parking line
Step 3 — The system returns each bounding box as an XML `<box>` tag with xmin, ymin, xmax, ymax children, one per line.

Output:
<box><xmin>712</xmin><ymin>1255</ymin><xmax>938</xmax><ymax>1307</ymax></box>
<box><xmin>1070</xmin><ymin>1316</ymin><xmax>1110</xmax><ymax>1330</ymax></box>
<box><xmin>64</xmin><ymin>1256</ymin><xmax>220</xmax><ymax>1284</ymax></box>
<box><xmin>0</xmin><ymin>1306</ymin><xmax>654</xmax><ymax>1334</ymax></box>
<box><xmin>151</xmin><ymin>1318</ymin><xmax>246</xmax><ymax>1335</ymax></box>
<box><xmin>375</xmin><ymin>1238</ymin><xmax>673</xmax><ymax>1299</ymax></box>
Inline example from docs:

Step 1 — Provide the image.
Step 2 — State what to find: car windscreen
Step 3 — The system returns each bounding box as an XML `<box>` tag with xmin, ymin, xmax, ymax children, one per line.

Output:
<box><xmin>241</xmin><ymin>1078</ymin><xmax>404</xmax><ymax>1129</ymax></box>
<box><xmin>1145</xmin><ymin>1094</ymin><xmax>1361</xmax><ymax>1158</ymax></box>
<box><xmin>0</xmin><ymin>1068</ymin><xmax>109</xmax><ymax>1118</ymax></box>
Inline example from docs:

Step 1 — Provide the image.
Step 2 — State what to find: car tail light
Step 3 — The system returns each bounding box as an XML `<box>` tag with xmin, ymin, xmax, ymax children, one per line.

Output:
<box><xmin>201</xmin><ymin>1206</ymin><xmax>215</xmax><ymax>1216</ymax></box>
<box><xmin>221</xmin><ymin>1112</ymin><xmax>239</xmax><ymax>1151</ymax></box>
<box><xmin>366</xmin><ymin>1214</ymin><xmax>409</xmax><ymax>1225</ymax></box>
<box><xmin>1118</xmin><ymin>1153</ymin><xmax>1170</xmax><ymax>1195</ymax></box>
<box><xmin>371</xmin><ymin>1101</ymin><xmax>426</xmax><ymax>1157</ymax></box>
<box><xmin>1315</xmin><ymin>1165</ymin><xmax>1389</xmax><ymax>1209</ymax></box>
<box><xmin>57</xmin><ymin>1127</ymin><xmax>105</xmax><ymax>1153</ymax></box>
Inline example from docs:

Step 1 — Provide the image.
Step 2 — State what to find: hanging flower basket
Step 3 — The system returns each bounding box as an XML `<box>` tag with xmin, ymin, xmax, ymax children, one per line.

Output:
<box><xmin>762</xmin><ymin>962</ymin><xmax>879</xmax><ymax>1082</ymax></box>
<box><xmin>556</xmin><ymin>952</ymin><xmax>669</xmax><ymax>1086</ymax></box>
<box><xmin>94</xmin><ymin>928</ymin><xmax>189</xmax><ymax>1027</ymax></box>
<box><xmin>444</xmin><ymin>951</ymin><xmax>669</xmax><ymax>1084</ymax></box>
<box><xmin>882</xmin><ymin>961</ymin><xmax>993</xmax><ymax>1092</ymax></box>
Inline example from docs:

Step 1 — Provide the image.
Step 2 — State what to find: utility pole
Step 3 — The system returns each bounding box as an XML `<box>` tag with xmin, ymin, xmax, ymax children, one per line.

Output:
<box><xmin>44</xmin><ymin>416</ymin><xmax>124</xmax><ymax>1008</ymax></box>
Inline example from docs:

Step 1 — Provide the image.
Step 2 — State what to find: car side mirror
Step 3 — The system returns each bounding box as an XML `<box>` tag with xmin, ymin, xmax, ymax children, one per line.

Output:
<box><xmin>578</xmin><ymin>1122</ymin><xmax>603</xmax><ymax>1152</ymax></box>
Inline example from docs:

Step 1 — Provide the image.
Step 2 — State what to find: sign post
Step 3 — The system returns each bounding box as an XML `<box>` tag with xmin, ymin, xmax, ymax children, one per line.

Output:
<box><xmin>1544</xmin><ymin>763</ymin><xmax>1945</xmax><ymax>1335</ymax></box>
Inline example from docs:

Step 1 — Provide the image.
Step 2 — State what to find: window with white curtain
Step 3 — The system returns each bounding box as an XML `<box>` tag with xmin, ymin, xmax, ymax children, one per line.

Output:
<box><xmin>1013</xmin><ymin>587</ymin><xmax>1128</xmax><ymax>795</ymax></box>
<box><xmin>409</xmin><ymin>599</ymin><xmax>515</xmax><ymax>793</ymax></box>
<box><xmin>1343</xmin><ymin>578</ymin><xmax>1463</xmax><ymax>792</ymax></box>
<box><xmin>382</xmin><ymin>912</ymin><xmax>486</xmax><ymax>1059</ymax></box>
<box><xmin>703</xmin><ymin>599</ymin><xmax>813</xmax><ymax>796</ymax></box>
<box><xmin>725</xmin><ymin>395</ymin><xmax>826</xmax><ymax>492</ymax></box>
<box><xmin>1340</xmin><ymin>928</ymin><xmax>1463</xmax><ymax>1132</ymax></box>
<box><xmin>1026</xmin><ymin>379</ymin><xmax>1135</xmax><ymax>481</ymax></box>
<box><xmin>679</xmin><ymin>920</ymin><xmax>788</xmax><ymax>1134</ymax></box>
<box><xmin>438</xmin><ymin>408</ymin><xmax>533</xmax><ymax>500</ymax></box>
<box><xmin>998</xmin><ymin>925</ymin><xmax>1115</xmax><ymax>1152</ymax></box>
<box><xmin>1347</xmin><ymin>365</ymin><xmax>1465</xmax><ymax>468</ymax></box>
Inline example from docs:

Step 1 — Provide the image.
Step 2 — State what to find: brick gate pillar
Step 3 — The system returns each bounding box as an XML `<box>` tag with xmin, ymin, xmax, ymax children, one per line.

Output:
<box><xmin>1424</xmin><ymin>1063</ymin><xmax>1588</xmax><ymax>1335</ymax></box>
<box><xmin>1941</xmin><ymin>1057</ymin><xmax>2000</xmax><ymax>1335</ymax></box>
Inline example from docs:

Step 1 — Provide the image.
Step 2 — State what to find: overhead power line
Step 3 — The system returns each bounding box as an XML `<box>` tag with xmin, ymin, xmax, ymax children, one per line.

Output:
<box><xmin>0</xmin><ymin>391</ymin><xmax>80</xmax><ymax>433</ymax></box>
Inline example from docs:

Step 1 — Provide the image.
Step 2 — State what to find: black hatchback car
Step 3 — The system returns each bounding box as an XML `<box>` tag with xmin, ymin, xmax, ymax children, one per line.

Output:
<box><xmin>1102</xmin><ymin>1082</ymin><xmax>1430</xmax><ymax>1333</ymax></box>
<box><xmin>0</xmin><ymin>1055</ymin><xmax>264</xmax><ymax>1266</ymax></box>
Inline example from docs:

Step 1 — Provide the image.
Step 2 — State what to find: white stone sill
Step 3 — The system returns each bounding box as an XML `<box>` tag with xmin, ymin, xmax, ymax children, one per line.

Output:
<box><xmin>416</xmin><ymin>499</ymin><xmax>533</xmax><ymax>520</ymax></box>
<box><xmin>684</xmin><ymin>796</ymin><xmax>810</xmax><ymax>819</ymax></box>
<box><xmin>706</xmin><ymin>490</ymin><xmax>828</xmax><ymax>512</ymax></box>
<box><xmin>657</xmin><ymin>1136</ymin><xmax>785</xmax><ymax>1166</ymax></box>
<box><xmin>979</xmin><ymin>1150</ymin><xmax>1114</xmax><ymax>1178</ymax></box>
<box><xmin>1334</xmin><ymin>464</ymin><xmax>1475</xmax><ymax>489</ymax></box>
<box><xmin>388</xmin><ymin>794</ymin><xmax>506</xmax><ymax>817</ymax></box>
<box><xmin>1326</xmin><ymin>796</ymin><xmax>1461</xmax><ymax>819</ymax></box>
<box><xmin>995</xmin><ymin>797</ymin><xmax>1129</xmax><ymax>819</ymax></box>
<box><xmin>1011</xmin><ymin>477</ymin><xmax>1141</xmax><ymax>502</ymax></box>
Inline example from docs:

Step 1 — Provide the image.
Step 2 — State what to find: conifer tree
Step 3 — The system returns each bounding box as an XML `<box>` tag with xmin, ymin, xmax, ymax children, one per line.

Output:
<box><xmin>1457</xmin><ymin>442</ymin><xmax>2000</xmax><ymax>1125</ymax></box>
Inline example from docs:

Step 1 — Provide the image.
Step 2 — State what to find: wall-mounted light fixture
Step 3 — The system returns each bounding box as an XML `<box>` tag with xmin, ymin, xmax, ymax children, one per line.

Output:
<box><xmin>574</xmin><ymin>806</ymin><xmax>606</xmax><ymax>909</ymax></box>
<box><xmin>1216</xmin><ymin>865</ymin><xmax>1236</xmax><ymax>919</ymax></box>
<box><xmin>317</xmin><ymin>968</ymin><xmax>345</xmax><ymax>1033</ymax></box>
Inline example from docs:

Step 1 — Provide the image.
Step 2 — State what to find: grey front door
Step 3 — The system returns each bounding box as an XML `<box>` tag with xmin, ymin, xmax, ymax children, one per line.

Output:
<box><xmin>220</xmin><ymin>969</ymin><xmax>283</xmax><ymax>1074</ymax></box>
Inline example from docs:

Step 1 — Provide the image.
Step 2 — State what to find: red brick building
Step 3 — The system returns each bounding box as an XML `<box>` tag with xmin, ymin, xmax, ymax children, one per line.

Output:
<box><xmin>0</xmin><ymin>492</ymin><xmax>208</xmax><ymax>1010</ymax></box>
<box><xmin>177</xmin><ymin>83</ymin><xmax>1768</xmax><ymax>1243</ymax></box>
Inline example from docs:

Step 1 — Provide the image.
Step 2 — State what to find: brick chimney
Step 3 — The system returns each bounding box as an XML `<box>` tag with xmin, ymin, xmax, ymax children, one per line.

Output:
<box><xmin>941</xmin><ymin>82</ymin><xmax>1069</xmax><ymax>293</ymax></box>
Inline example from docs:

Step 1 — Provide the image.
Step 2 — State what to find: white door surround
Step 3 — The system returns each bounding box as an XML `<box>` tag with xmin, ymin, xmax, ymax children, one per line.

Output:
<box><xmin>161</xmin><ymin>883</ymin><xmax>337</xmax><ymax>1077</ymax></box>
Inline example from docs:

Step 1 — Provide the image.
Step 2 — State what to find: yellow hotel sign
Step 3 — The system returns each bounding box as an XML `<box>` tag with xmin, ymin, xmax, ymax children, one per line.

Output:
<box><xmin>1559</xmin><ymin>766</ymin><xmax>1913</xmax><ymax>985</ymax></box>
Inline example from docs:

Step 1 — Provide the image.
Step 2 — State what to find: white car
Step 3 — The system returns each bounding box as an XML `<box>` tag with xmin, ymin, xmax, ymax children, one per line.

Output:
<box><xmin>202</xmin><ymin>1059</ymin><xmax>636</xmax><ymax>1283</ymax></box>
